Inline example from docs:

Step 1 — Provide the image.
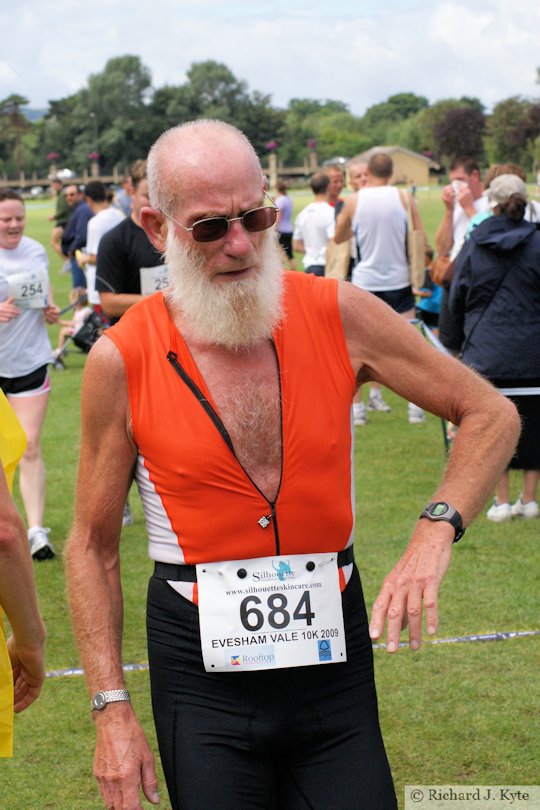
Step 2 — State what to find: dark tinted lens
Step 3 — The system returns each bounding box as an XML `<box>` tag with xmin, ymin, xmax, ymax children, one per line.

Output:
<box><xmin>192</xmin><ymin>217</ymin><xmax>229</xmax><ymax>242</ymax></box>
<box><xmin>243</xmin><ymin>206</ymin><xmax>277</xmax><ymax>232</ymax></box>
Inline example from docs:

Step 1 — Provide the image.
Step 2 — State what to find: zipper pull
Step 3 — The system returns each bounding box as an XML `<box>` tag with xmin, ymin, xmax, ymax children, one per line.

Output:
<box><xmin>258</xmin><ymin>515</ymin><xmax>272</xmax><ymax>529</ymax></box>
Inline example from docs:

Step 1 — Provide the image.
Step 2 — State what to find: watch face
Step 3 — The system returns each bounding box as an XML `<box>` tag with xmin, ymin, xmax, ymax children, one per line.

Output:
<box><xmin>431</xmin><ymin>503</ymin><xmax>449</xmax><ymax>516</ymax></box>
<box><xmin>92</xmin><ymin>692</ymin><xmax>106</xmax><ymax>710</ymax></box>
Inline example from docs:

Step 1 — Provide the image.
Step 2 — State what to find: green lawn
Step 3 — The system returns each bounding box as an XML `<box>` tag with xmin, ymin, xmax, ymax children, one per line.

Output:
<box><xmin>1</xmin><ymin>197</ymin><xmax>538</xmax><ymax>809</ymax></box>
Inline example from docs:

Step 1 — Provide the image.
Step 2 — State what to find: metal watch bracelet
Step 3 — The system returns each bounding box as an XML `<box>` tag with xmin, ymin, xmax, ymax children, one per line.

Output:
<box><xmin>91</xmin><ymin>689</ymin><xmax>131</xmax><ymax>712</ymax></box>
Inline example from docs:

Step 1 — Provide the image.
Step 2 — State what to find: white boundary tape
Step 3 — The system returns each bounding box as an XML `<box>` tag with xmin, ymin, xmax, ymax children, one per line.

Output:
<box><xmin>45</xmin><ymin>629</ymin><xmax>540</xmax><ymax>678</ymax></box>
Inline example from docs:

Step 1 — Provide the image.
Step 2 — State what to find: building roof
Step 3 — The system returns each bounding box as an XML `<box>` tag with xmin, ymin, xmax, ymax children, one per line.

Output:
<box><xmin>350</xmin><ymin>145</ymin><xmax>435</xmax><ymax>167</ymax></box>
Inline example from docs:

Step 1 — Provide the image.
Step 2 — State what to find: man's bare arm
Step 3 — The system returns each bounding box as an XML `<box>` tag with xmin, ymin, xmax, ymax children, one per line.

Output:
<box><xmin>334</xmin><ymin>194</ymin><xmax>356</xmax><ymax>243</ymax></box>
<box><xmin>434</xmin><ymin>185</ymin><xmax>456</xmax><ymax>256</ymax></box>
<box><xmin>338</xmin><ymin>283</ymin><xmax>520</xmax><ymax>651</ymax></box>
<box><xmin>65</xmin><ymin>337</ymin><xmax>159</xmax><ymax>809</ymax></box>
<box><xmin>99</xmin><ymin>291</ymin><xmax>143</xmax><ymax>319</ymax></box>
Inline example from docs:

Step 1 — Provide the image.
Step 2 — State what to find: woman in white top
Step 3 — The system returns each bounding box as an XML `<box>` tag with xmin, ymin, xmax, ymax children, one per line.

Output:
<box><xmin>0</xmin><ymin>189</ymin><xmax>59</xmax><ymax>560</ymax></box>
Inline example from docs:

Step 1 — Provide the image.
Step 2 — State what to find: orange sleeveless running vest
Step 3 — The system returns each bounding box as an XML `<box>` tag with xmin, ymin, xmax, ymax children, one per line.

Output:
<box><xmin>107</xmin><ymin>271</ymin><xmax>356</xmax><ymax>583</ymax></box>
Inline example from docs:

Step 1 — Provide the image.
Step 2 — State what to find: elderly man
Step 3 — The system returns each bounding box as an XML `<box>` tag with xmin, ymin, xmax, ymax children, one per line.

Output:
<box><xmin>66</xmin><ymin>120</ymin><xmax>519</xmax><ymax>810</ymax></box>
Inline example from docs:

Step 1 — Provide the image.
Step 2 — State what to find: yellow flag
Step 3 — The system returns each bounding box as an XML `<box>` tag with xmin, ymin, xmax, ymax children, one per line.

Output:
<box><xmin>0</xmin><ymin>390</ymin><xmax>27</xmax><ymax>757</ymax></box>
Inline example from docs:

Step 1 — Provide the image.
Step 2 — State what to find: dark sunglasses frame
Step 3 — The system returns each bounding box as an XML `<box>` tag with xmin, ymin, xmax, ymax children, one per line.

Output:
<box><xmin>160</xmin><ymin>190</ymin><xmax>278</xmax><ymax>243</ymax></box>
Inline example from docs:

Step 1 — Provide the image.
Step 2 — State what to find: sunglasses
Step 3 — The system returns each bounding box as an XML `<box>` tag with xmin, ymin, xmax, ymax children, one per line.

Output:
<box><xmin>160</xmin><ymin>190</ymin><xmax>278</xmax><ymax>243</ymax></box>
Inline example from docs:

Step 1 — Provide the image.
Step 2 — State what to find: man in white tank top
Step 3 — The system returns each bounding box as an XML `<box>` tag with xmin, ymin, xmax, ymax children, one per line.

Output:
<box><xmin>335</xmin><ymin>153</ymin><xmax>428</xmax><ymax>424</ymax></box>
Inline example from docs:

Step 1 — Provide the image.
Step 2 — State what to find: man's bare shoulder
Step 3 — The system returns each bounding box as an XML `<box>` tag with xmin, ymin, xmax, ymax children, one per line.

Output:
<box><xmin>337</xmin><ymin>280</ymin><xmax>427</xmax><ymax>381</ymax></box>
<box><xmin>85</xmin><ymin>333</ymin><xmax>125</xmax><ymax>377</ymax></box>
<box><xmin>82</xmin><ymin>334</ymin><xmax>129</xmax><ymax>410</ymax></box>
<box><xmin>337</xmin><ymin>281</ymin><xmax>394</xmax><ymax>335</ymax></box>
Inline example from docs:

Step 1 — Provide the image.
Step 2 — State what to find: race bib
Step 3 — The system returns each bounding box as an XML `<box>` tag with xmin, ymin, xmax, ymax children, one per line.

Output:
<box><xmin>197</xmin><ymin>552</ymin><xmax>346</xmax><ymax>673</ymax></box>
<box><xmin>140</xmin><ymin>264</ymin><xmax>169</xmax><ymax>296</ymax></box>
<box><xmin>7</xmin><ymin>269</ymin><xmax>48</xmax><ymax>309</ymax></box>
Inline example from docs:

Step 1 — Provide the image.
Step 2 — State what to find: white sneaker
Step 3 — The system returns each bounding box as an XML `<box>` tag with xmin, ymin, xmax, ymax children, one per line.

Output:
<box><xmin>408</xmin><ymin>403</ymin><xmax>425</xmax><ymax>424</ymax></box>
<box><xmin>486</xmin><ymin>501</ymin><xmax>512</xmax><ymax>523</ymax></box>
<box><xmin>353</xmin><ymin>403</ymin><xmax>367</xmax><ymax>426</ymax></box>
<box><xmin>367</xmin><ymin>394</ymin><xmax>391</xmax><ymax>412</ymax></box>
<box><xmin>28</xmin><ymin>526</ymin><xmax>56</xmax><ymax>560</ymax></box>
<box><xmin>511</xmin><ymin>497</ymin><xmax>539</xmax><ymax>519</ymax></box>
<box><xmin>122</xmin><ymin>501</ymin><xmax>134</xmax><ymax>526</ymax></box>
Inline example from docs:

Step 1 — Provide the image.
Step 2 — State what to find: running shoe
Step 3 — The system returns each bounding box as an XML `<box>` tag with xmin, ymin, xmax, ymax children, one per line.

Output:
<box><xmin>28</xmin><ymin>527</ymin><xmax>56</xmax><ymax>560</ymax></box>
<box><xmin>486</xmin><ymin>501</ymin><xmax>512</xmax><ymax>523</ymax></box>
<box><xmin>511</xmin><ymin>497</ymin><xmax>539</xmax><ymax>519</ymax></box>
<box><xmin>367</xmin><ymin>394</ymin><xmax>391</xmax><ymax>412</ymax></box>
<box><xmin>353</xmin><ymin>403</ymin><xmax>367</xmax><ymax>426</ymax></box>
<box><xmin>122</xmin><ymin>502</ymin><xmax>134</xmax><ymax>526</ymax></box>
<box><xmin>408</xmin><ymin>403</ymin><xmax>425</xmax><ymax>424</ymax></box>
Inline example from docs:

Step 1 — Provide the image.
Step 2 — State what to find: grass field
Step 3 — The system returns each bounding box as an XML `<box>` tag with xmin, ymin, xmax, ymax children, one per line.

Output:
<box><xmin>1</xmin><ymin>195</ymin><xmax>538</xmax><ymax>809</ymax></box>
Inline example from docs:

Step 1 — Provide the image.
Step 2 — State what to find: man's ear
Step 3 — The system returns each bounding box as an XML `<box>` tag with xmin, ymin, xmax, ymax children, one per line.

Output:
<box><xmin>140</xmin><ymin>206</ymin><xmax>168</xmax><ymax>252</ymax></box>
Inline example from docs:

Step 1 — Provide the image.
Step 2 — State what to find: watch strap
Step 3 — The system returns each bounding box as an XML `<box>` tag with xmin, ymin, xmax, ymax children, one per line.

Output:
<box><xmin>91</xmin><ymin>689</ymin><xmax>131</xmax><ymax>711</ymax></box>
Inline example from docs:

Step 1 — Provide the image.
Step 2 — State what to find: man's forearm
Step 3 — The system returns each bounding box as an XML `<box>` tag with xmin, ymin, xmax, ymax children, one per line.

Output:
<box><xmin>434</xmin><ymin>210</ymin><xmax>454</xmax><ymax>256</ymax></box>
<box><xmin>431</xmin><ymin>393</ymin><xmax>520</xmax><ymax>524</ymax></box>
<box><xmin>99</xmin><ymin>292</ymin><xmax>143</xmax><ymax>319</ymax></box>
<box><xmin>66</xmin><ymin>533</ymin><xmax>126</xmax><ymax>692</ymax></box>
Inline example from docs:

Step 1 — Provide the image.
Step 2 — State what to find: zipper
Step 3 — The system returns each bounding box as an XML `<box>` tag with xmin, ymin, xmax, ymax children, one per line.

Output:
<box><xmin>166</xmin><ymin>349</ymin><xmax>283</xmax><ymax>554</ymax></box>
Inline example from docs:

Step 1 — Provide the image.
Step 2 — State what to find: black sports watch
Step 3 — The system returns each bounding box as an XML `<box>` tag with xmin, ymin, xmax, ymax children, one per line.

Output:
<box><xmin>91</xmin><ymin>689</ymin><xmax>131</xmax><ymax>712</ymax></box>
<box><xmin>419</xmin><ymin>501</ymin><xmax>465</xmax><ymax>543</ymax></box>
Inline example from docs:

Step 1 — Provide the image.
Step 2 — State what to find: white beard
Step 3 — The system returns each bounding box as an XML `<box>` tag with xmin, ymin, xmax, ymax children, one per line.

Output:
<box><xmin>164</xmin><ymin>228</ymin><xmax>284</xmax><ymax>351</ymax></box>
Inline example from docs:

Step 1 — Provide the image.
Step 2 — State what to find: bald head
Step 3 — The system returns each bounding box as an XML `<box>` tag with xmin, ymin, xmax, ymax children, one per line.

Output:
<box><xmin>147</xmin><ymin>119</ymin><xmax>263</xmax><ymax>215</ymax></box>
<box><xmin>348</xmin><ymin>160</ymin><xmax>369</xmax><ymax>191</ymax></box>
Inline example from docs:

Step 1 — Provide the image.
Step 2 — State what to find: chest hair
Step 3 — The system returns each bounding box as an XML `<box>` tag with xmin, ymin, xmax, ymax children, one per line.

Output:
<box><xmin>190</xmin><ymin>344</ymin><xmax>282</xmax><ymax>501</ymax></box>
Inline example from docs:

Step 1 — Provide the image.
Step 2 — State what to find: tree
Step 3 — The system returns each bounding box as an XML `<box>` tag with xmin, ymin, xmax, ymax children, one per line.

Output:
<box><xmin>147</xmin><ymin>61</ymin><xmax>285</xmax><ymax>158</ymax></box>
<box><xmin>0</xmin><ymin>94</ymin><xmax>31</xmax><ymax>173</ymax></box>
<box><xmin>486</xmin><ymin>96</ymin><xmax>537</xmax><ymax>168</ymax></box>
<box><xmin>435</xmin><ymin>107</ymin><xmax>486</xmax><ymax>164</ymax></box>
<box><xmin>183</xmin><ymin>60</ymin><xmax>248</xmax><ymax>119</ymax></box>
<box><xmin>39</xmin><ymin>55</ymin><xmax>153</xmax><ymax>174</ymax></box>
<box><xmin>363</xmin><ymin>93</ymin><xmax>429</xmax><ymax>128</ymax></box>
<box><xmin>279</xmin><ymin>98</ymin><xmax>359</xmax><ymax>164</ymax></box>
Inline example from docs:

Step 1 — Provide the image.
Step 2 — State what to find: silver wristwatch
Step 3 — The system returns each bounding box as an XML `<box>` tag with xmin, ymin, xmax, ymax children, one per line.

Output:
<box><xmin>91</xmin><ymin>689</ymin><xmax>131</xmax><ymax>712</ymax></box>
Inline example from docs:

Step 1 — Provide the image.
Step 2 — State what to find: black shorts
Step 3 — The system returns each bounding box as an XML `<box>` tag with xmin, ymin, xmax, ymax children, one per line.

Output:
<box><xmin>0</xmin><ymin>365</ymin><xmax>50</xmax><ymax>397</ymax></box>
<box><xmin>278</xmin><ymin>232</ymin><xmax>294</xmax><ymax>260</ymax></box>
<box><xmin>371</xmin><ymin>286</ymin><xmax>415</xmax><ymax>314</ymax></box>
<box><xmin>491</xmin><ymin>378</ymin><xmax>540</xmax><ymax>470</ymax></box>
<box><xmin>147</xmin><ymin>565</ymin><xmax>396</xmax><ymax>810</ymax></box>
<box><xmin>416</xmin><ymin>308</ymin><xmax>440</xmax><ymax>328</ymax></box>
<box><xmin>304</xmin><ymin>265</ymin><xmax>325</xmax><ymax>277</ymax></box>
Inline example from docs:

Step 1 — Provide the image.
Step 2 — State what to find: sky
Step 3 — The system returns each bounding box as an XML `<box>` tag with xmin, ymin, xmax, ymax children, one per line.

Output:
<box><xmin>2</xmin><ymin>0</ymin><xmax>539</xmax><ymax>117</ymax></box>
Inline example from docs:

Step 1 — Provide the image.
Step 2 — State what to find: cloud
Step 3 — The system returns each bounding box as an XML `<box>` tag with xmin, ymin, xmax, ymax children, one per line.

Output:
<box><xmin>1</xmin><ymin>0</ymin><xmax>539</xmax><ymax>114</ymax></box>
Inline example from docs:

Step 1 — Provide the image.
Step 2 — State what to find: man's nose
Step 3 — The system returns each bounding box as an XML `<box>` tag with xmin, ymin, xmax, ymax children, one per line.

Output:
<box><xmin>224</xmin><ymin>218</ymin><xmax>252</xmax><ymax>255</ymax></box>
